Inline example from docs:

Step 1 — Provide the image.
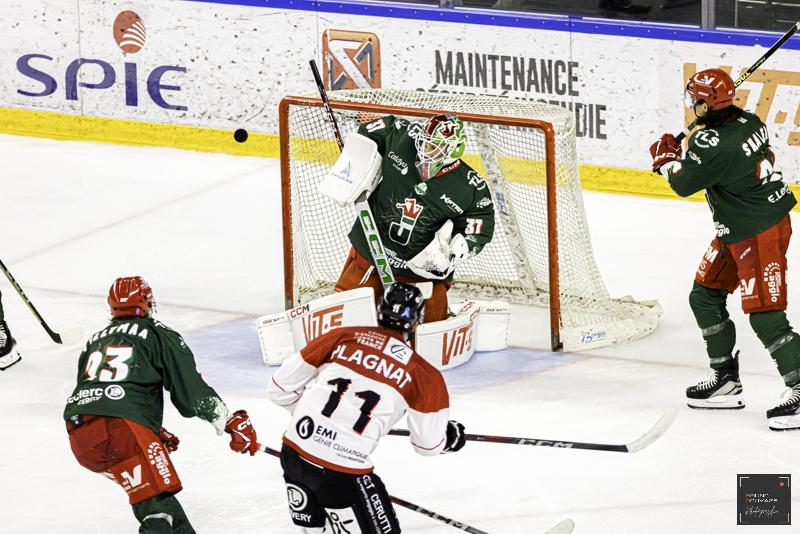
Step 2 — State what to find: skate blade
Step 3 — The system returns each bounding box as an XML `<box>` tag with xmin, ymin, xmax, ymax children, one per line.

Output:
<box><xmin>0</xmin><ymin>351</ymin><xmax>21</xmax><ymax>371</ymax></box>
<box><xmin>687</xmin><ymin>394</ymin><xmax>745</xmax><ymax>410</ymax></box>
<box><xmin>768</xmin><ymin>413</ymin><xmax>800</xmax><ymax>431</ymax></box>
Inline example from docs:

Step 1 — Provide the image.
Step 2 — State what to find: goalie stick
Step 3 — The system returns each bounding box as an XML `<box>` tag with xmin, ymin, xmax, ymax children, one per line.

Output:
<box><xmin>676</xmin><ymin>20</ymin><xmax>800</xmax><ymax>142</ymax></box>
<box><xmin>309</xmin><ymin>59</ymin><xmax>395</xmax><ymax>287</ymax></box>
<box><xmin>388</xmin><ymin>408</ymin><xmax>677</xmax><ymax>453</ymax></box>
<box><xmin>0</xmin><ymin>258</ymin><xmax>81</xmax><ymax>344</ymax></box>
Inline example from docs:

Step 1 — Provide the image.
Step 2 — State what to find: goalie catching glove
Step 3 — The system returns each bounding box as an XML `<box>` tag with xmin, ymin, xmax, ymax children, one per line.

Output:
<box><xmin>407</xmin><ymin>220</ymin><xmax>469</xmax><ymax>280</ymax></box>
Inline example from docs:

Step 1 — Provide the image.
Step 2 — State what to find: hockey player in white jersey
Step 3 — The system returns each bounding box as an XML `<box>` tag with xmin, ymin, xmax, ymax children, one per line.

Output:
<box><xmin>267</xmin><ymin>282</ymin><xmax>466</xmax><ymax>533</ymax></box>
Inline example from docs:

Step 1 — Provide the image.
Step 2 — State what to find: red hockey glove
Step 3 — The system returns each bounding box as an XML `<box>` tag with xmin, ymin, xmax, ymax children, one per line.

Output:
<box><xmin>159</xmin><ymin>427</ymin><xmax>180</xmax><ymax>452</ymax></box>
<box><xmin>225</xmin><ymin>410</ymin><xmax>258</xmax><ymax>456</ymax></box>
<box><xmin>649</xmin><ymin>133</ymin><xmax>682</xmax><ymax>173</ymax></box>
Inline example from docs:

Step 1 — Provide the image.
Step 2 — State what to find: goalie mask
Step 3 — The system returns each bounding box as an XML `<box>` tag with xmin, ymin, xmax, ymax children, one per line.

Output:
<box><xmin>414</xmin><ymin>114</ymin><xmax>466</xmax><ymax>180</ymax></box>
<box><xmin>377</xmin><ymin>282</ymin><xmax>425</xmax><ymax>338</ymax></box>
<box><xmin>108</xmin><ymin>276</ymin><xmax>156</xmax><ymax>319</ymax></box>
<box><xmin>684</xmin><ymin>68</ymin><xmax>735</xmax><ymax>112</ymax></box>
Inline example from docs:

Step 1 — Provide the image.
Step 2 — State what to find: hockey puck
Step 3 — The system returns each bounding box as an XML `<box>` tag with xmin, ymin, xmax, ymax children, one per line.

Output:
<box><xmin>234</xmin><ymin>128</ymin><xmax>248</xmax><ymax>143</ymax></box>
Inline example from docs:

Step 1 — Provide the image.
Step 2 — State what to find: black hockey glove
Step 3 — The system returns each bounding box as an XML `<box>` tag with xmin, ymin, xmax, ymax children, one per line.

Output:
<box><xmin>442</xmin><ymin>420</ymin><xmax>466</xmax><ymax>453</ymax></box>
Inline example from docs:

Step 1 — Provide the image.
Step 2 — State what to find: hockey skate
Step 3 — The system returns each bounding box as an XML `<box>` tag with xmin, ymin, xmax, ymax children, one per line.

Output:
<box><xmin>0</xmin><ymin>321</ymin><xmax>22</xmax><ymax>371</ymax></box>
<box><xmin>686</xmin><ymin>366</ymin><xmax>744</xmax><ymax>409</ymax></box>
<box><xmin>767</xmin><ymin>384</ymin><xmax>800</xmax><ymax>431</ymax></box>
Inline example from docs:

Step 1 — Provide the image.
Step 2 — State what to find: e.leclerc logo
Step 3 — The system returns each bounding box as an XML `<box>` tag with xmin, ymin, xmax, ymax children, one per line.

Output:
<box><xmin>16</xmin><ymin>10</ymin><xmax>187</xmax><ymax>111</ymax></box>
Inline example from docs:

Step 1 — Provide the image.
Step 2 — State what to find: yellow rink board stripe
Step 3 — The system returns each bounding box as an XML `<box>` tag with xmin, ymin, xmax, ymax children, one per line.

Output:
<box><xmin>0</xmin><ymin>107</ymin><xmax>279</xmax><ymax>157</ymax></box>
<box><xmin>1</xmin><ymin>106</ymin><xmax>798</xmax><ymax>209</ymax></box>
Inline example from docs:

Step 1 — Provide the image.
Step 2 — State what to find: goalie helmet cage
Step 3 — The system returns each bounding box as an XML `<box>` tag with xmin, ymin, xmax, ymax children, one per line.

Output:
<box><xmin>279</xmin><ymin>90</ymin><xmax>660</xmax><ymax>351</ymax></box>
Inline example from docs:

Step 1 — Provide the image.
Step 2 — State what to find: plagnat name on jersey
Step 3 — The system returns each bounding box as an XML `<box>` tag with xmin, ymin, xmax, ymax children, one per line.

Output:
<box><xmin>331</xmin><ymin>345</ymin><xmax>413</xmax><ymax>389</ymax></box>
<box><xmin>88</xmin><ymin>322</ymin><xmax>150</xmax><ymax>343</ymax></box>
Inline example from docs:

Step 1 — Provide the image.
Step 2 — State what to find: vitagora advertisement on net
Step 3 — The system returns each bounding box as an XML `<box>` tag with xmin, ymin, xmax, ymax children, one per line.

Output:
<box><xmin>1</xmin><ymin>0</ymin><xmax>799</xmax><ymax>196</ymax></box>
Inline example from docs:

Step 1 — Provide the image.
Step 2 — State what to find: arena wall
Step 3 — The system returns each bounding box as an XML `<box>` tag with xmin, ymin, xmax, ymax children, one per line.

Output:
<box><xmin>1</xmin><ymin>0</ymin><xmax>799</xmax><ymax>202</ymax></box>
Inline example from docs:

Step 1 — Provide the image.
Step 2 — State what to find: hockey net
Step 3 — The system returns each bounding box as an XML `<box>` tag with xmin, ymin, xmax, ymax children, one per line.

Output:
<box><xmin>279</xmin><ymin>90</ymin><xmax>660</xmax><ymax>351</ymax></box>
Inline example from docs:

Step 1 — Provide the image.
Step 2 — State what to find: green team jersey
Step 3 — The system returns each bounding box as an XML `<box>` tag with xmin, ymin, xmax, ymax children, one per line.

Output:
<box><xmin>63</xmin><ymin>317</ymin><xmax>228</xmax><ymax>435</ymax></box>
<box><xmin>348</xmin><ymin>115</ymin><xmax>495</xmax><ymax>278</ymax></box>
<box><xmin>665</xmin><ymin>110</ymin><xmax>796</xmax><ymax>244</ymax></box>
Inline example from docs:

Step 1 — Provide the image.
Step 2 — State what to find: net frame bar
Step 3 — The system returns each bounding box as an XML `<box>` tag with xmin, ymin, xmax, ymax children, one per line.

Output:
<box><xmin>278</xmin><ymin>95</ymin><xmax>563</xmax><ymax>351</ymax></box>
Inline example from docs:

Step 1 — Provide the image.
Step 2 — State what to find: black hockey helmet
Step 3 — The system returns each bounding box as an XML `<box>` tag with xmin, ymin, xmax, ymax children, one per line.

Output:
<box><xmin>377</xmin><ymin>282</ymin><xmax>425</xmax><ymax>337</ymax></box>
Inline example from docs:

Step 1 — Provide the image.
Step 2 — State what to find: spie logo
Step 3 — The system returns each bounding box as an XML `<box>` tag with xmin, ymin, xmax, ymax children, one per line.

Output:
<box><xmin>15</xmin><ymin>10</ymin><xmax>186</xmax><ymax>111</ymax></box>
<box><xmin>113</xmin><ymin>11</ymin><xmax>146</xmax><ymax>54</ymax></box>
<box><xmin>322</xmin><ymin>29</ymin><xmax>381</xmax><ymax>90</ymax></box>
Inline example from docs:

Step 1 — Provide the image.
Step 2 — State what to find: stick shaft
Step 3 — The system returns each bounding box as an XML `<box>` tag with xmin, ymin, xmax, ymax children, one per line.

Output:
<box><xmin>308</xmin><ymin>59</ymin><xmax>395</xmax><ymax>286</ymax></box>
<box><xmin>676</xmin><ymin>21</ymin><xmax>800</xmax><ymax>142</ymax></box>
<box><xmin>309</xmin><ymin>59</ymin><xmax>344</xmax><ymax>150</ymax></box>
<box><xmin>387</xmin><ymin>428</ymin><xmax>627</xmax><ymax>452</ymax></box>
<box><xmin>0</xmin><ymin>258</ymin><xmax>62</xmax><ymax>343</ymax></box>
<box><xmin>259</xmin><ymin>445</ymin><xmax>487</xmax><ymax>533</ymax></box>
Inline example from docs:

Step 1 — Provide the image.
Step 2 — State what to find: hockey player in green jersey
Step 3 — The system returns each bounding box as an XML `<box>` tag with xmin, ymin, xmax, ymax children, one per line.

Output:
<box><xmin>0</xmin><ymin>290</ymin><xmax>21</xmax><ymax>370</ymax></box>
<box><xmin>650</xmin><ymin>68</ymin><xmax>800</xmax><ymax>430</ymax></box>
<box><xmin>64</xmin><ymin>276</ymin><xmax>260</xmax><ymax>532</ymax></box>
<box><xmin>334</xmin><ymin>114</ymin><xmax>495</xmax><ymax>322</ymax></box>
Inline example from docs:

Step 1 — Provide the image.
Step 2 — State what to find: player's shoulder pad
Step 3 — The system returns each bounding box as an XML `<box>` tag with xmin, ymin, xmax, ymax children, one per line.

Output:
<box><xmin>362</xmin><ymin>114</ymin><xmax>397</xmax><ymax>133</ymax></box>
<box><xmin>464</xmin><ymin>167</ymin><xmax>489</xmax><ymax>192</ymax></box>
<box><xmin>689</xmin><ymin>128</ymin><xmax>725</xmax><ymax>155</ymax></box>
<box><xmin>152</xmin><ymin>319</ymin><xmax>189</xmax><ymax>349</ymax></box>
<box><xmin>408</xmin><ymin>352</ymin><xmax>447</xmax><ymax>394</ymax></box>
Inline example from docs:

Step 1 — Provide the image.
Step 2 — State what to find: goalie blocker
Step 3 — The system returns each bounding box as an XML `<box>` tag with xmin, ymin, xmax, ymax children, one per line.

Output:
<box><xmin>257</xmin><ymin>288</ymin><xmax>510</xmax><ymax>370</ymax></box>
<box><xmin>318</xmin><ymin>132</ymin><xmax>382</xmax><ymax>206</ymax></box>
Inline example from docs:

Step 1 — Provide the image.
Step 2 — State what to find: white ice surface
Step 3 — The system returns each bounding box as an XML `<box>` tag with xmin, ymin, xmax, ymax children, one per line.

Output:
<box><xmin>0</xmin><ymin>134</ymin><xmax>798</xmax><ymax>533</ymax></box>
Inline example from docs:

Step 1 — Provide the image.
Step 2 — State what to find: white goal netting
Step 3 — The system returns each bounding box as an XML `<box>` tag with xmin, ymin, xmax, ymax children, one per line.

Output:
<box><xmin>281</xmin><ymin>90</ymin><xmax>660</xmax><ymax>350</ymax></box>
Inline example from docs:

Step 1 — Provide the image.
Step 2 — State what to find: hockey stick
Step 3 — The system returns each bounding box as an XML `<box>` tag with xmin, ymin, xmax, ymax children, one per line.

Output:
<box><xmin>389</xmin><ymin>408</ymin><xmax>677</xmax><ymax>453</ymax></box>
<box><xmin>258</xmin><ymin>444</ymin><xmax>491</xmax><ymax>534</ymax></box>
<box><xmin>676</xmin><ymin>20</ymin><xmax>800</xmax><ymax>142</ymax></box>
<box><xmin>309</xmin><ymin>59</ymin><xmax>395</xmax><ymax>287</ymax></box>
<box><xmin>0</xmin><ymin>258</ymin><xmax>80</xmax><ymax>344</ymax></box>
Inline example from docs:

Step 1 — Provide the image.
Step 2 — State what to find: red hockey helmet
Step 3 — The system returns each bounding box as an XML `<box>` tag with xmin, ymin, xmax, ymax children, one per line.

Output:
<box><xmin>685</xmin><ymin>68</ymin><xmax>736</xmax><ymax>111</ymax></box>
<box><xmin>108</xmin><ymin>276</ymin><xmax>155</xmax><ymax>318</ymax></box>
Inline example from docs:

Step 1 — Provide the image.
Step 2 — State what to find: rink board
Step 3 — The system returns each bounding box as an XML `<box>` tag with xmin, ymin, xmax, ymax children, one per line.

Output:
<box><xmin>1</xmin><ymin>0</ymin><xmax>799</xmax><ymax>200</ymax></box>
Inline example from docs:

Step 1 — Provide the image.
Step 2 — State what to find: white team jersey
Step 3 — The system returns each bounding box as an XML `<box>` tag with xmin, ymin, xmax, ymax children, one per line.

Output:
<box><xmin>267</xmin><ymin>326</ymin><xmax>450</xmax><ymax>473</ymax></box>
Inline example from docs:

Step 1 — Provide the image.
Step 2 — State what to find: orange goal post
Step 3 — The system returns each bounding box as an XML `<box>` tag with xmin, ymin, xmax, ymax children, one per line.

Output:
<box><xmin>279</xmin><ymin>90</ymin><xmax>660</xmax><ymax>351</ymax></box>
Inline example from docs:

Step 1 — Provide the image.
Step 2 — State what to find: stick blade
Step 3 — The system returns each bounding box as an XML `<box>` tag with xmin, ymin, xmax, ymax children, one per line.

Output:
<box><xmin>58</xmin><ymin>327</ymin><xmax>86</xmax><ymax>345</ymax></box>
<box><xmin>625</xmin><ymin>407</ymin><xmax>678</xmax><ymax>453</ymax></box>
<box><xmin>544</xmin><ymin>518</ymin><xmax>575</xmax><ymax>534</ymax></box>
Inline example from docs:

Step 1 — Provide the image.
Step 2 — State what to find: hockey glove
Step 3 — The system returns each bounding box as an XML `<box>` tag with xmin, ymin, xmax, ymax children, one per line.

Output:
<box><xmin>442</xmin><ymin>420</ymin><xmax>466</xmax><ymax>453</ymax></box>
<box><xmin>649</xmin><ymin>133</ymin><xmax>682</xmax><ymax>174</ymax></box>
<box><xmin>407</xmin><ymin>220</ymin><xmax>470</xmax><ymax>280</ymax></box>
<box><xmin>224</xmin><ymin>409</ymin><xmax>259</xmax><ymax>456</ymax></box>
<box><xmin>159</xmin><ymin>427</ymin><xmax>180</xmax><ymax>452</ymax></box>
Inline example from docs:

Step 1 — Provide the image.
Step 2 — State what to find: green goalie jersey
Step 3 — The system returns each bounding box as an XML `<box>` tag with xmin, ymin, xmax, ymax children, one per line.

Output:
<box><xmin>348</xmin><ymin>115</ymin><xmax>496</xmax><ymax>278</ymax></box>
<box><xmin>63</xmin><ymin>317</ymin><xmax>229</xmax><ymax>434</ymax></box>
<box><xmin>664</xmin><ymin>110</ymin><xmax>796</xmax><ymax>244</ymax></box>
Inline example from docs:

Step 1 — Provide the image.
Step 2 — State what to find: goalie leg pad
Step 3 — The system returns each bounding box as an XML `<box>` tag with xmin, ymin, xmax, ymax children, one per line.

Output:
<box><xmin>415</xmin><ymin>301</ymin><xmax>479</xmax><ymax>369</ymax></box>
<box><xmin>257</xmin><ymin>287</ymin><xmax>378</xmax><ymax>365</ymax></box>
